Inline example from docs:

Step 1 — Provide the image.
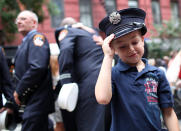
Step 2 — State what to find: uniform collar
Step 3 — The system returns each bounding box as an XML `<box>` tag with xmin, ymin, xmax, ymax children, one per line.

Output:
<box><xmin>116</xmin><ymin>58</ymin><xmax>157</xmax><ymax>72</ymax></box>
<box><xmin>22</xmin><ymin>29</ymin><xmax>37</xmax><ymax>43</ymax></box>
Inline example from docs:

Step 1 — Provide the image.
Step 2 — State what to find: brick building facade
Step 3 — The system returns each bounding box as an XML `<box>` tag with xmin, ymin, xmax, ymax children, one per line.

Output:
<box><xmin>2</xmin><ymin>0</ymin><xmax>181</xmax><ymax>46</ymax></box>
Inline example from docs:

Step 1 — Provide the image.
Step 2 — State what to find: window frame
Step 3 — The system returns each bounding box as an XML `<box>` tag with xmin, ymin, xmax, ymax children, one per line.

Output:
<box><xmin>79</xmin><ymin>0</ymin><xmax>93</xmax><ymax>27</ymax></box>
<box><xmin>151</xmin><ymin>0</ymin><xmax>162</xmax><ymax>25</ymax></box>
<box><xmin>49</xmin><ymin>0</ymin><xmax>64</xmax><ymax>28</ymax></box>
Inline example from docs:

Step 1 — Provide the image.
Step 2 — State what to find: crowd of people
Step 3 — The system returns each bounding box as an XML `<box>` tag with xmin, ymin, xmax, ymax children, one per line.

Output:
<box><xmin>0</xmin><ymin>7</ymin><xmax>181</xmax><ymax>131</ymax></box>
<box><xmin>148</xmin><ymin>50</ymin><xmax>181</xmax><ymax>90</ymax></box>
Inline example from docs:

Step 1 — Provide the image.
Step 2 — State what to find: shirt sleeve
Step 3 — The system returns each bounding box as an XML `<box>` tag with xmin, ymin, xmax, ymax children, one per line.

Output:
<box><xmin>157</xmin><ymin>69</ymin><xmax>174</xmax><ymax>108</ymax></box>
<box><xmin>58</xmin><ymin>31</ymin><xmax>76</xmax><ymax>85</ymax></box>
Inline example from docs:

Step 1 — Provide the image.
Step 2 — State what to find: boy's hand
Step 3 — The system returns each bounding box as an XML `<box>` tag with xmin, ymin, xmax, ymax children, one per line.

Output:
<box><xmin>102</xmin><ymin>34</ymin><xmax>115</xmax><ymax>58</ymax></box>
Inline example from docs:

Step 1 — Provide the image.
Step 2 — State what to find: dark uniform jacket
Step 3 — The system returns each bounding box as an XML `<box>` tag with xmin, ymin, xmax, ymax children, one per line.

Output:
<box><xmin>14</xmin><ymin>30</ymin><xmax>54</xmax><ymax>119</ymax></box>
<box><xmin>55</xmin><ymin>27</ymin><xmax>104</xmax><ymax>100</ymax></box>
<box><xmin>0</xmin><ymin>47</ymin><xmax>14</xmax><ymax>109</ymax></box>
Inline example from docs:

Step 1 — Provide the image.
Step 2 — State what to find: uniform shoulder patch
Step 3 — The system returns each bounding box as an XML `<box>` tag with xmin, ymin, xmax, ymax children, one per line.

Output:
<box><xmin>33</xmin><ymin>34</ymin><xmax>45</xmax><ymax>46</ymax></box>
<box><xmin>58</xmin><ymin>29</ymin><xmax>68</xmax><ymax>42</ymax></box>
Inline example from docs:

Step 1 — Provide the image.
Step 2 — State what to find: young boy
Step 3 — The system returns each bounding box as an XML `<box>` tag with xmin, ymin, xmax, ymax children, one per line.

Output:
<box><xmin>95</xmin><ymin>8</ymin><xmax>180</xmax><ymax>131</ymax></box>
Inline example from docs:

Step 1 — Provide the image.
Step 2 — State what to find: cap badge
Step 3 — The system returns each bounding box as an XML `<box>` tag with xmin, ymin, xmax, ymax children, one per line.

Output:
<box><xmin>109</xmin><ymin>12</ymin><xmax>121</xmax><ymax>25</ymax></box>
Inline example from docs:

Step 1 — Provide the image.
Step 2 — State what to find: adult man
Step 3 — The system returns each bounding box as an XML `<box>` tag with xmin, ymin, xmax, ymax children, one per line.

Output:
<box><xmin>14</xmin><ymin>10</ymin><xmax>54</xmax><ymax>131</ymax></box>
<box><xmin>55</xmin><ymin>17</ymin><xmax>109</xmax><ymax>131</ymax></box>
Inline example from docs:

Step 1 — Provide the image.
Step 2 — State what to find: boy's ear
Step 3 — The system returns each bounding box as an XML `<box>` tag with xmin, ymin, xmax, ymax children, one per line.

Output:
<box><xmin>141</xmin><ymin>36</ymin><xmax>144</xmax><ymax>41</ymax></box>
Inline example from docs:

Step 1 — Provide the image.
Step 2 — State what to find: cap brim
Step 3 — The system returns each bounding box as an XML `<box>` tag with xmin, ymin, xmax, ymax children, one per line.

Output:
<box><xmin>114</xmin><ymin>26</ymin><xmax>147</xmax><ymax>39</ymax></box>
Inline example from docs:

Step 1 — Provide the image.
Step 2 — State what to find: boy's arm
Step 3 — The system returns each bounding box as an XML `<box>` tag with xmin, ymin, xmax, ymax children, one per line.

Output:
<box><xmin>95</xmin><ymin>34</ymin><xmax>115</xmax><ymax>105</ymax></box>
<box><xmin>162</xmin><ymin>107</ymin><xmax>180</xmax><ymax>131</ymax></box>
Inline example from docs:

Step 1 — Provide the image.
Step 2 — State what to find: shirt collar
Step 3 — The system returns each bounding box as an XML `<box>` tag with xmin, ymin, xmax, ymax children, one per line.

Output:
<box><xmin>22</xmin><ymin>29</ymin><xmax>37</xmax><ymax>42</ymax></box>
<box><xmin>115</xmin><ymin>58</ymin><xmax>157</xmax><ymax>72</ymax></box>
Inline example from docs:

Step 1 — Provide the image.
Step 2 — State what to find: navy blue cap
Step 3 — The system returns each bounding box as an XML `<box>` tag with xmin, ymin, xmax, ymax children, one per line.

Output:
<box><xmin>99</xmin><ymin>8</ymin><xmax>147</xmax><ymax>39</ymax></box>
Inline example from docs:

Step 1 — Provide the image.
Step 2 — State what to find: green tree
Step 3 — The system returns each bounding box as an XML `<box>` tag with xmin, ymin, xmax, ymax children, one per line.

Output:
<box><xmin>148</xmin><ymin>19</ymin><xmax>181</xmax><ymax>59</ymax></box>
<box><xmin>0</xmin><ymin>0</ymin><xmax>19</xmax><ymax>43</ymax></box>
<box><xmin>0</xmin><ymin>0</ymin><xmax>59</xmax><ymax>44</ymax></box>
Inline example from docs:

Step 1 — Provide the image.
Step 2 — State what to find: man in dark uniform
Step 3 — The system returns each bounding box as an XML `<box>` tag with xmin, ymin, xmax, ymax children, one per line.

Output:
<box><xmin>0</xmin><ymin>46</ymin><xmax>15</xmax><ymax>114</ymax></box>
<box><xmin>55</xmin><ymin>17</ymin><xmax>109</xmax><ymax>131</ymax></box>
<box><xmin>14</xmin><ymin>10</ymin><xmax>54</xmax><ymax>131</ymax></box>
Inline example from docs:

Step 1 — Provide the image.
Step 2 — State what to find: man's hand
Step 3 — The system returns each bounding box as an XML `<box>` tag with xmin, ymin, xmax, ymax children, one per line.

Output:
<box><xmin>0</xmin><ymin>107</ymin><xmax>13</xmax><ymax>114</ymax></box>
<box><xmin>72</xmin><ymin>22</ymin><xmax>96</xmax><ymax>34</ymax></box>
<box><xmin>0</xmin><ymin>107</ymin><xmax>6</xmax><ymax>113</ymax></box>
<box><xmin>93</xmin><ymin>35</ymin><xmax>103</xmax><ymax>46</ymax></box>
<box><xmin>14</xmin><ymin>91</ymin><xmax>21</xmax><ymax>105</ymax></box>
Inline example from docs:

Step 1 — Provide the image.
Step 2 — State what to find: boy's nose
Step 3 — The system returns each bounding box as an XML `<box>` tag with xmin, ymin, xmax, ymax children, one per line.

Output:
<box><xmin>128</xmin><ymin>45</ymin><xmax>134</xmax><ymax>52</ymax></box>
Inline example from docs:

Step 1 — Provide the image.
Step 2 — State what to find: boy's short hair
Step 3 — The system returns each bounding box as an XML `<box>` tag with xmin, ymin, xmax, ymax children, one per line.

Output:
<box><xmin>99</xmin><ymin>8</ymin><xmax>147</xmax><ymax>40</ymax></box>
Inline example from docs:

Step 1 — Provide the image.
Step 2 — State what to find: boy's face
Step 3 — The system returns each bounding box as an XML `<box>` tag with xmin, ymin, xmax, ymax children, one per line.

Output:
<box><xmin>112</xmin><ymin>30</ymin><xmax>144</xmax><ymax>66</ymax></box>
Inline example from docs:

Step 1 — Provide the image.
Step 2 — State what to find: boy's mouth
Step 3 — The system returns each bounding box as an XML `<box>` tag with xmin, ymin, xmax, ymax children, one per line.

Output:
<box><xmin>128</xmin><ymin>53</ymin><xmax>137</xmax><ymax>57</ymax></box>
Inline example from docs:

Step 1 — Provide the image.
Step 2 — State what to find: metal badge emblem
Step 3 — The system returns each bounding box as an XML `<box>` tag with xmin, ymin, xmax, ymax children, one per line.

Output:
<box><xmin>109</xmin><ymin>12</ymin><xmax>121</xmax><ymax>25</ymax></box>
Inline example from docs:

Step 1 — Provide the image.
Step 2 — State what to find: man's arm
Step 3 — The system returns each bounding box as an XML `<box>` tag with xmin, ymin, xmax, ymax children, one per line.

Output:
<box><xmin>0</xmin><ymin>47</ymin><xmax>15</xmax><ymax>109</ymax></box>
<box><xmin>95</xmin><ymin>34</ymin><xmax>115</xmax><ymax>105</ymax></box>
<box><xmin>72</xmin><ymin>22</ymin><xmax>95</xmax><ymax>34</ymax></box>
<box><xmin>162</xmin><ymin>107</ymin><xmax>180</xmax><ymax>131</ymax></box>
<box><xmin>58</xmin><ymin>30</ymin><xmax>76</xmax><ymax>85</ymax></box>
<box><xmin>15</xmin><ymin>34</ymin><xmax>50</xmax><ymax>104</ymax></box>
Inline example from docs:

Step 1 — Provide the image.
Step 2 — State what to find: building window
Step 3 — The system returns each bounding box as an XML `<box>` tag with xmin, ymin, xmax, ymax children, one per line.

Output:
<box><xmin>128</xmin><ymin>0</ymin><xmax>138</xmax><ymax>8</ymax></box>
<box><xmin>50</xmin><ymin>0</ymin><xmax>64</xmax><ymax>28</ymax></box>
<box><xmin>171</xmin><ymin>1</ymin><xmax>179</xmax><ymax>22</ymax></box>
<box><xmin>152</xmin><ymin>0</ymin><xmax>161</xmax><ymax>25</ymax></box>
<box><xmin>104</xmin><ymin>0</ymin><xmax>116</xmax><ymax>14</ymax></box>
<box><xmin>79</xmin><ymin>0</ymin><xmax>92</xmax><ymax>27</ymax></box>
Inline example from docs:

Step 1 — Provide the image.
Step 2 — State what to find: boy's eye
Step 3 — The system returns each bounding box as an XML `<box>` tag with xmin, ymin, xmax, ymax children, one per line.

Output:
<box><xmin>132</xmin><ymin>42</ymin><xmax>138</xmax><ymax>45</ymax></box>
<box><xmin>119</xmin><ymin>46</ymin><xmax>126</xmax><ymax>49</ymax></box>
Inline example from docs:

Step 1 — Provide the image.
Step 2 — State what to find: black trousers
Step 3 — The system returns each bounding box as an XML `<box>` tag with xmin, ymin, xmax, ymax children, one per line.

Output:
<box><xmin>21</xmin><ymin>115</ymin><xmax>53</xmax><ymax>131</ymax></box>
<box><xmin>61</xmin><ymin>96</ymin><xmax>111</xmax><ymax>131</ymax></box>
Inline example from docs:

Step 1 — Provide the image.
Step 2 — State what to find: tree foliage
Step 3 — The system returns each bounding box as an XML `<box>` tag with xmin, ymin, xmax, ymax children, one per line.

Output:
<box><xmin>0</xmin><ymin>0</ymin><xmax>59</xmax><ymax>44</ymax></box>
<box><xmin>155</xmin><ymin>19</ymin><xmax>181</xmax><ymax>39</ymax></box>
<box><xmin>148</xmin><ymin>19</ymin><xmax>181</xmax><ymax>59</ymax></box>
<box><xmin>0</xmin><ymin>0</ymin><xmax>19</xmax><ymax>43</ymax></box>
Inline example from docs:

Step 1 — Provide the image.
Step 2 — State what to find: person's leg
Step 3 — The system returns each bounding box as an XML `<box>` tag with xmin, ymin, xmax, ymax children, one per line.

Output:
<box><xmin>48</xmin><ymin>118</ymin><xmax>54</xmax><ymax>131</ymax></box>
<box><xmin>76</xmin><ymin>96</ymin><xmax>107</xmax><ymax>131</ymax></box>
<box><xmin>21</xmin><ymin>115</ymin><xmax>49</xmax><ymax>131</ymax></box>
<box><xmin>61</xmin><ymin>110</ymin><xmax>77</xmax><ymax>131</ymax></box>
<box><xmin>49</xmin><ymin>99</ymin><xmax>65</xmax><ymax>131</ymax></box>
<box><xmin>105</xmin><ymin>104</ymin><xmax>111</xmax><ymax>131</ymax></box>
<box><xmin>54</xmin><ymin>122</ymin><xmax>65</xmax><ymax>131</ymax></box>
